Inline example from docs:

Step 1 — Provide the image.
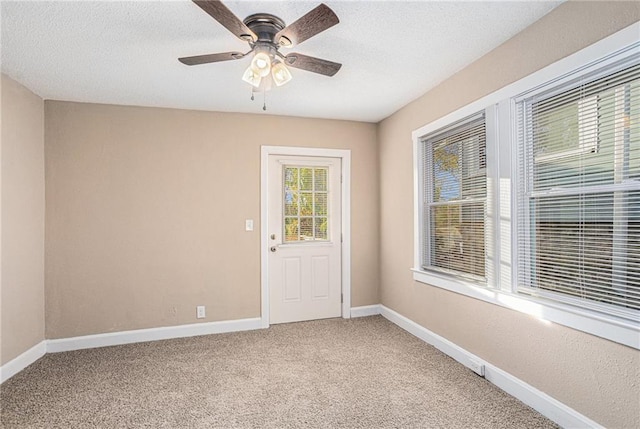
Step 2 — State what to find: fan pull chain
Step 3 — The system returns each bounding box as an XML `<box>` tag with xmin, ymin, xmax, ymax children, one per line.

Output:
<box><xmin>263</xmin><ymin>90</ymin><xmax>267</xmax><ymax>111</ymax></box>
<box><xmin>250</xmin><ymin>87</ymin><xmax>254</xmax><ymax>101</ymax></box>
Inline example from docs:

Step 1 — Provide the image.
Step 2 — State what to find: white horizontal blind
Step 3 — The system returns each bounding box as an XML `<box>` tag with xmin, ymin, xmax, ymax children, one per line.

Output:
<box><xmin>517</xmin><ymin>58</ymin><xmax>640</xmax><ymax>320</ymax></box>
<box><xmin>422</xmin><ymin>114</ymin><xmax>486</xmax><ymax>280</ymax></box>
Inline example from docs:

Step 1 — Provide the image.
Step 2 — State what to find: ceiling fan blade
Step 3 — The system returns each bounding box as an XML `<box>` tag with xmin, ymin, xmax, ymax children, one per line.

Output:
<box><xmin>276</xmin><ymin>4</ymin><xmax>339</xmax><ymax>47</ymax></box>
<box><xmin>178</xmin><ymin>51</ymin><xmax>245</xmax><ymax>66</ymax></box>
<box><xmin>284</xmin><ymin>53</ymin><xmax>341</xmax><ymax>77</ymax></box>
<box><xmin>192</xmin><ymin>0</ymin><xmax>257</xmax><ymax>42</ymax></box>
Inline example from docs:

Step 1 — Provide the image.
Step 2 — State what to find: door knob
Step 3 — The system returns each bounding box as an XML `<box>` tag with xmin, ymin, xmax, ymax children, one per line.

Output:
<box><xmin>270</xmin><ymin>246</ymin><xmax>277</xmax><ymax>252</ymax></box>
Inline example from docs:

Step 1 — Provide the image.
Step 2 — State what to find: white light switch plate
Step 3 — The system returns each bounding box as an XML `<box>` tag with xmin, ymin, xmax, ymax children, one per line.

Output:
<box><xmin>245</xmin><ymin>219</ymin><xmax>254</xmax><ymax>231</ymax></box>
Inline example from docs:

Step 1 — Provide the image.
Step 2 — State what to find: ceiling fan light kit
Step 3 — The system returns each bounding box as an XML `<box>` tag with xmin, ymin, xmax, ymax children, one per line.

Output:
<box><xmin>179</xmin><ymin>0</ymin><xmax>341</xmax><ymax>110</ymax></box>
<box><xmin>250</xmin><ymin>51</ymin><xmax>272</xmax><ymax>78</ymax></box>
<box><xmin>241</xmin><ymin>65</ymin><xmax>262</xmax><ymax>88</ymax></box>
<box><xmin>272</xmin><ymin>60</ymin><xmax>293</xmax><ymax>87</ymax></box>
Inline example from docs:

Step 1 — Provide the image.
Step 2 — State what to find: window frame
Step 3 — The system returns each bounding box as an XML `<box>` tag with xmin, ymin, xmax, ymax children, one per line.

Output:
<box><xmin>411</xmin><ymin>23</ymin><xmax>640</xmax><ymax>349</ymax></box>
<box><xmin>282</xmin><ymin>165</ymin><xmax>330</xmax><ymax>243</ymax></box>
<box><xmin>514</xmin><ymin>59</ymin><xmax>640</xmax><ymax>321</ymax></box>
<box><xmin>419</xmin><ymin>112</ymin><xmax>488</xmax><ymax>283</ymax></box>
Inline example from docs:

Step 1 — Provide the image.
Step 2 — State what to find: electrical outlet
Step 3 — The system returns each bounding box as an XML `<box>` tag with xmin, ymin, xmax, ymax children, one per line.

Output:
<box><xmin>196</xmin><ymin>305</ymin><xmax>206</xmax><ymax>319</ymax></box>
<box><xmin>469</xmin><ymin>359</ymin><xmax>485</xmax><ymax>377</ymax></box>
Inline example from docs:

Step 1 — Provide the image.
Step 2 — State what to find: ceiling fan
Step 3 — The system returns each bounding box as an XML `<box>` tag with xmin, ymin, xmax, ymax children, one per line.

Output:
<box><xmin>179</xmin><ymin>0</ymin><xmax>342</xmax><ymax>95</ymax></box>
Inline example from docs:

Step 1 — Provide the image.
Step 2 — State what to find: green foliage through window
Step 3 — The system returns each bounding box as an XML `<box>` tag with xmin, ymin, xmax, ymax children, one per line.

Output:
<box><xmin>284</xmin><ymin>166</ymin><xmax>329</xmax><ymax>242</ymax></box>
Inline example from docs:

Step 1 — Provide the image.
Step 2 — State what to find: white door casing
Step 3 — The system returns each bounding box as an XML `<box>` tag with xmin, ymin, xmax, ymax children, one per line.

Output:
<box><xmin>261</xmin><ymin>146</ymin><xmax>351</xmax><ymax>327</ymax></box>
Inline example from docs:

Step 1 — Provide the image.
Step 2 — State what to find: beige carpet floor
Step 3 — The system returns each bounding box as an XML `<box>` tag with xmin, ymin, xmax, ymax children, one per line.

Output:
<box><xmin>1</xmin><ymin>316</ymin><xmax>557</xmax><ymax>428</ymax></box>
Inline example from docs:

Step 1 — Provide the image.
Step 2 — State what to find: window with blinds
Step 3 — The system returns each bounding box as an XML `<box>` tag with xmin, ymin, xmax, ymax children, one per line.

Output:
<box><xmin>413</xmin><ymin>30</ymin><xmax>639</xmax><ymax>347</ymax></box>
<box><xmin>517</xmin><ymin>58</ymin><xmax>640</xmax><ymax>319</ymax></box>
<box><xmin>422</xmin><ymin>114</ymin><xmax>487</xmax><ymax>281</ymax></box>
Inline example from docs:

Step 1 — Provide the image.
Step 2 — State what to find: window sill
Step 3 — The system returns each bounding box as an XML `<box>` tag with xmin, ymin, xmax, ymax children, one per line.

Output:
<box><xmin>412</xmin><ymin>268</ymin><xmax>640</xmax><ymax>350</ymax></box>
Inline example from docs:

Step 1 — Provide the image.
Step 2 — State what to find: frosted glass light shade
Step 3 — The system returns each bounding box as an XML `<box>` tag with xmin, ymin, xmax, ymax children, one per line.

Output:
<box><xmin>242</xmin><ymin>66</ymin><xmax>261</xmax><ymax>88</ymax></box>
<box><xmin>271</xmin><ymin>61</ymin><xmax>292</xmax><ymax>87</ymax></box>
<box><xmin>251</xmin><ymin>52</ymin><xmax>271</xmax><ymax>77</ymax></box>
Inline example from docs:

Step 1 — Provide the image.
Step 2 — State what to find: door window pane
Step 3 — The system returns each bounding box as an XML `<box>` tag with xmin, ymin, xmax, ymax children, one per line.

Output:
<box><xmin>283</xmin><ymin>166</ymin><xmax>330</xmax><ymax>242</ymax></box>
<box><xmin>285</xmin><ymin>217</ymin><xmax>299</xmax><ymax>242</ymax></box>
<box><xmin>300</xmin><ymin>217</ymin><xmax>313</xmax><ymax>240</ymax></box>
<box><xmin>300</xmin><ymin>192</ymin><xmax>313</xmax><ymax>216</ymax></box>
<box><xmin>300</xmin><ymin>168</ymin><xmax>313</xmax><ymax>190</ymax></box>
<box><xmin>315</xmin><ymin>217</ymin><xmax>328</xmax><ymax>240</ymax></box>
<box><xmin>284</xmin><ymin>191</ymin><xmax>298</xmax><ymax>216</ymax></box>
<box><xmin>285</xmin><ymin>168</ymin><xmax>299</xmax><ymax>191</ymax></box>
<box><xmin>315</xmin><ymin>193</ymin><xmax>327</xmax><ymax>216</ymax></box>
<box><xmin>315</xmin><ymin>169</ymin><xmax>328</xmax><ymax>191</ymax></box>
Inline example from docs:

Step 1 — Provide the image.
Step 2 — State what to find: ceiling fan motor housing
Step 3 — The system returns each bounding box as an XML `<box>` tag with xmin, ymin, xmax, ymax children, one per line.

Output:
<box><xmin>243</xmin><ymin>13</ymin><xmax>290</xmax><ymax>47</ymax></box>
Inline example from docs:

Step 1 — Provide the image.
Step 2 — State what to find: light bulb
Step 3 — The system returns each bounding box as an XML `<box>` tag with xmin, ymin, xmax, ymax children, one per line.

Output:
<box><xmin>271</xmin><ymin>61</ymin><xmax>292</xmax><ymax>87</ymax></box>
<box><xmin>242</xmin><ymin>66</ymin><xmax>261</xmax><ymax>88</ymax></box>
<box><xmin>251</xmin><ymin>52</ymin><xmax>271</xmax><ymax>77</ymax></box>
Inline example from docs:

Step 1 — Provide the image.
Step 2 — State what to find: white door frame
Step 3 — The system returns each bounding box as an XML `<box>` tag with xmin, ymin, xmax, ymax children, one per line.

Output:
<box><xmin>261</xmin><ymin>145</ymin><xmax>351</xmax><ymax>328</ymax></box>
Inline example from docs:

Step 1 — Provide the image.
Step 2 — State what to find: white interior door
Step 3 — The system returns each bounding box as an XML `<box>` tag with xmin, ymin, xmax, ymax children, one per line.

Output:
<box><xmin>268</xmin><ymin>155</ymin><xmax>342</xmax><ymax>324</ymax></box>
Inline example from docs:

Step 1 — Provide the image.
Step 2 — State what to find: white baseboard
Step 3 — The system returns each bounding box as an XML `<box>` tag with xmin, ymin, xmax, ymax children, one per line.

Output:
<box><xmin>379</xmin><ymin>305</ymin><xmax>602</xmax><ymax>429</ymax></box>
<box><xmin>0</xmin><ymin>341</ymin><xmax>47</xmax><ymax>384</ymax></box>
<box><xmin>47</xmin><ymin>317</ymin><xmax>264</xmax><ymax>353</ymax></box>
<box><xmin>0</xmin><ymin>307</ymin><xmax>605</xmax><ymax>428</ymax></box>
<box><xmin>2</xmin><ymin>317</ymin><xmax>264</xmax><ymax>383</ymax></box>
<box><xmin>350</xmin><ymin>304</ymin><xmax>382</xmax><ymax>318</ymax></box>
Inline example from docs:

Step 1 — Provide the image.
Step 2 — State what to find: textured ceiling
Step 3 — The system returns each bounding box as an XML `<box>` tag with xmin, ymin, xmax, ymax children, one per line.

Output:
<box><xmin>1</xmin><ymin>1</ymin><xmax>562</xmax><ymax>123</ymax></box>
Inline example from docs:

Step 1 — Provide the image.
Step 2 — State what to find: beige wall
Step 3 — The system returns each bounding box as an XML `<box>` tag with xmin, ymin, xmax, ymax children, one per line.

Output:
<box><xmin>378</xmin><ymin>2</ymin><xmax>640</xmax><ymax>428</ymax></box>
<box><xmin>5</xmin><ymin>2</ymin><xmax>640</xmax><ymax>426</ymax></box>
<box><xmin>1</xmin><ymin>74</ymin><xmax>45</xmax><ymax>365</ymax></box>
<box><xmin>44</xmin><ymin>101</ymin><xmax>378</xmax><ymax>338</ymax></box>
